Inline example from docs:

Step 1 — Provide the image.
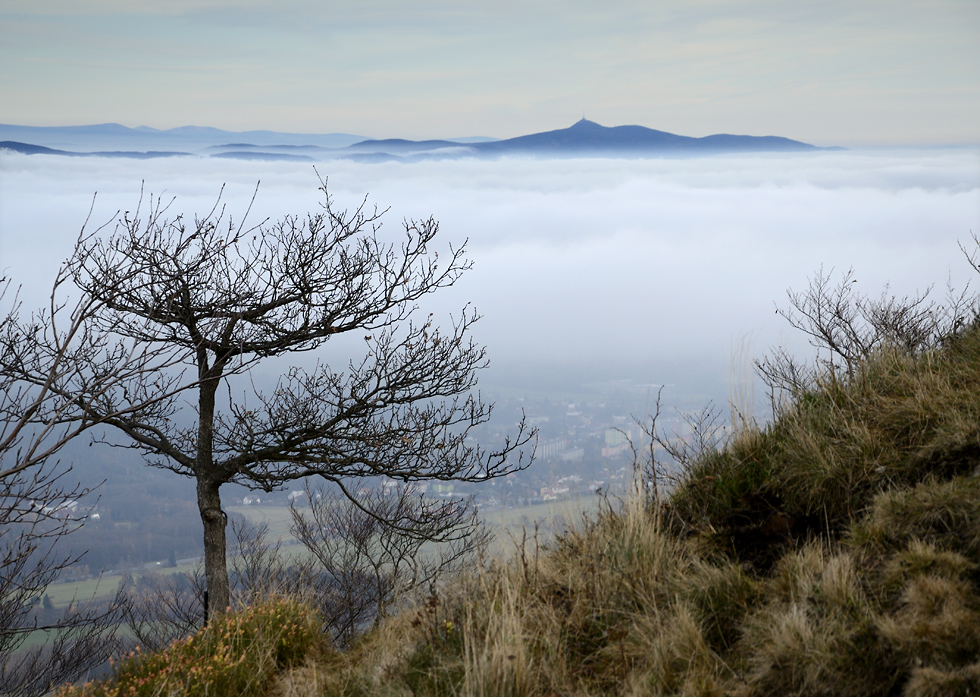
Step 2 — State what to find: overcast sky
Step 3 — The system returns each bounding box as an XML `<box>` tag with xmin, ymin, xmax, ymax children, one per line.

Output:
<box><xmin>2</xmin><ymin>1</ymin><xmax>978</xmax><ymax>145</ymax></box>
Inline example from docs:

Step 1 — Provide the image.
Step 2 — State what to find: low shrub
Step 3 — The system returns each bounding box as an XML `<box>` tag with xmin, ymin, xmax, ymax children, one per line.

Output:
<box><xmin>58</xmin><ymin>596</ymin><xmax>327</xmax><ymax>697</ymax></box>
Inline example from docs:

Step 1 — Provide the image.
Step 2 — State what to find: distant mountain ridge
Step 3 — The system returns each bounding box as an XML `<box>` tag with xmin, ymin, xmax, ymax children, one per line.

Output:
<box><xmin>468</xmin><ymin>118</ymin><xmax>817</xmax><ymax>154</ymax></box>
<box><xmin>0</xmin><ymin>119</ymin><xmax>831</xmax><ymax>162</ymax></box>
<box><xmin>0</xmin><ymin>141</ymin><xmax>190</xmax><ymax>159</ymax></box>
<box><xmin>0</xmin><ymin>123</ymin><xmax>367</xmax><ymax>152</ymax></box>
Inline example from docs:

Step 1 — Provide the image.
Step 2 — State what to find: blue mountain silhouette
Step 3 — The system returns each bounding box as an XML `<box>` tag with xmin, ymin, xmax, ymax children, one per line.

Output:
<box><xmin>466</xmin><ymin>118</ymin><xmax>816</xmax><ymax>154</ymax></box>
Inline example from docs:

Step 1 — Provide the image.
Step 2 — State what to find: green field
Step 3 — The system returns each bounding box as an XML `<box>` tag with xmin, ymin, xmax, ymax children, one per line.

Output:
<box><xmin>44</xmin><ymin>575</ymin><xmax>120</xmax><ymax>606</ymax></box>
<box><xmin>227</xmin><ymin>504</ymin><xmax>297</xmax><ymax>541</ymax></box>
<box><xmin>230</xmin><ymin>495</ymin><xmax>604</xmax><ymax>551</ymax></box>
<box><xmin>44</xmin><ymin>557</ymin><xmax>205</xmax><ymax>606</ymax></box>
<box><xmin>44</xmin><ymin>494</ymin><xmax>602</xmax><ymax>606</ymax></box>
<box><xmin>479</xmin><ymin>495</ymin><xmax>601</xmax><ymax>540</ymax></box>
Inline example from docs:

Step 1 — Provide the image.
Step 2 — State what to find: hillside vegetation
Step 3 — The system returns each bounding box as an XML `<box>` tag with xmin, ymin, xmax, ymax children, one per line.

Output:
<box><xmin>60</xmin><ymin>270</ymin><xmax>980</xmax><ymax>697</ymax></box>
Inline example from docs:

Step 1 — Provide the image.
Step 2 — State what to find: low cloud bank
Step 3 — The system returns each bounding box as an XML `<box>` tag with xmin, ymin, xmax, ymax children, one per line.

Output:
<box><xmin>1</xmin><ymin>150</ymin><xmax>977</xmax><ymax>404</ymax></box>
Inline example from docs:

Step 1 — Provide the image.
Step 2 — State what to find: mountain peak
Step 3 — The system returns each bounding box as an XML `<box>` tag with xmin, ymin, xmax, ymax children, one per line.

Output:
<box><xmin>570</xmin><ymin>118</ymin><xmax>603</xmax><ymax>130</ymax></box>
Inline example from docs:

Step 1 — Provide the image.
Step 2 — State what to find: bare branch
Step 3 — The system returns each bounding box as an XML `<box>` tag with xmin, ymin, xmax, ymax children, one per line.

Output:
<box><xmin>25</xmin><ymin>181</ymin><xmax>535</xmax><ymax>617</ymax></box>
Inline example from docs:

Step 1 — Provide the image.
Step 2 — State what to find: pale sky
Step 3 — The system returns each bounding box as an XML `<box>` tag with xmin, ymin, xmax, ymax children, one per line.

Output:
<box><xmin>2</xmin><ymin>1</ymin><xmax>978</xmax><ymax>145</ymax></box>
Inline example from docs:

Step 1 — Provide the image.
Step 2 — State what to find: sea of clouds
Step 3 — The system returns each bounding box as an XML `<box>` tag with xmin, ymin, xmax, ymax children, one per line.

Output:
<box><xmin>1</xmin><ymin>150</ymin><xmax>978</xmax><ymax>411</ymax></box>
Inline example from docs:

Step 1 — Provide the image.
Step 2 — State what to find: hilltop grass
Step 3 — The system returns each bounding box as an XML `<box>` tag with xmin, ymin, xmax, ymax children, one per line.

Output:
<box><xmin>67</xmin><ymin>325</ymin><xmax>980</xmax><ymax>696</ymax></box>
<box><xmin>309</xmin><ymin>324</ymin><xmax>980</xmax><ymax>696</ymax></box>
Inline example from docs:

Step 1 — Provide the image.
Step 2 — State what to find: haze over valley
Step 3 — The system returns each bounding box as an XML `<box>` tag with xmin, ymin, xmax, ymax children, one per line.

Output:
<box><xmin>2</xmin><ymin>141</ymin><xmax>977</xmax><ymax>575</ymax></box>
<box><xmin>2</xmin><ymin>2</ymin><xmax>980</xmax><ymax>690</ymax></box>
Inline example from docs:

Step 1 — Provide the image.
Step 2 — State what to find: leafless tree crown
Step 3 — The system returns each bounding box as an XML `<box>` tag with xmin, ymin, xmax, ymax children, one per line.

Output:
<box><xmin>756</xmin><ymin>264</ymin><xmax>978</xmax><ymax>402</ymax></box>
<box><xmin>68</xmin><ymin>181</ymin><xmax>529</xmax><ymax>489</ymax></box>
<box><xmin>18</xmin><ymin>179</ymin><xmax>535</xmax><ymax>616</ymax></box>
<box><xmin>0</xmin><ymin>277</ymin><xmax>130</xmax><ymax>696</ymax></box>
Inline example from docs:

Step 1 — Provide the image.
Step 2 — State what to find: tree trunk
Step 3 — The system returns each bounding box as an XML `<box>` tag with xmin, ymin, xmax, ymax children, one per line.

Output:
<box><xmin>197</xmin><ymin>477</ymin><xmax>230</xmax><ymax>617</ymax></box>
<box><xmin>196</xmin><ymin>358</ymin><xmax>229</xmax><ymax>617</ymax></box>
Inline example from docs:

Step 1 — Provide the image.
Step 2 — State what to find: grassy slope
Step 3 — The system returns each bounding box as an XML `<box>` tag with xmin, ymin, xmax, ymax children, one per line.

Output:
<box><xmin>66</xmin><ymin>326</ymin><xmax>980</xmax><ymax>696</ymax></box>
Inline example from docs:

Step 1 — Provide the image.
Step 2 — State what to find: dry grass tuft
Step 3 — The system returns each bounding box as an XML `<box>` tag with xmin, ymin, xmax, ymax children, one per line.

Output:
<box><xmin>904</xmin><ymin>663</ymin><xmax>980</xmax><ymax>697</ymax></box>
<box><xmin>852</xmin><ymin>475</ymin><xmax>980</xmax><ymax>559</ymax></box>
<box><xmin>878</xmin><ymin>574</ymin><xmax>980</xmax><ymax>667</ymax></box>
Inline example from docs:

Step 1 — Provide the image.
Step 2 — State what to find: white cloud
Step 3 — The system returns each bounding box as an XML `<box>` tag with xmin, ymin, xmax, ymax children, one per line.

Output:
<box><xmin>1</xmin><ymin>149</ymin><xmax>977</xmax><ymax>405</ymax></box>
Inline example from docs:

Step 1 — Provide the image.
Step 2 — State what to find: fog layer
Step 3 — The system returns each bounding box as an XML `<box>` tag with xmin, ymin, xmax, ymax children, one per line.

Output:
<box><xmin>1</xmin><ymin>150</ymin><xmax>978</xmax><ymax>407</ymax></box>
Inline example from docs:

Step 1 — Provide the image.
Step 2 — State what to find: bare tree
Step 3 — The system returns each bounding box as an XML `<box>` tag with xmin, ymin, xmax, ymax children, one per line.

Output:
<box><xmin>291</xmin><ymin>482</ymin><xmax>490</xmax><ymax>644</ymax></box>
<box><xmin>0</xmin><ymin>462</ymin><xmax>127</xmax><ymax>696</ymax></box>
<box><xmin>0</xmin><ymin>257</ymin><xmax>186</xmax><ymax>481</ymax></box>
<box><xmin>228</xmin><ymin>517</ymin><xmax>304</xmax><ymax>602</ymax></box>
<box><xmin>755</xmin><ymin>265</ymin><xmax>977</xmax><ymax>405</ymax></box>
<box><xmin>45</xmin><ymin>179</ymin><xmax>533</xmax><ymax>617</ymax></box>
<box><xmin>118</xmin><ymin>568</ymin><xmax>206</xmax><ymax>653</ymax></box>
<box><xmin>122</xmin><ymin>491</ymin><xmax>487</xmax><ymax>650</ymax></box>
<box><xmin>0</xmin><ymin>270</ymin><xmax>156</xmax><ymax>694</ymax></box>
<box><xmin>118</xmin><ymin>519</ymin><xmax>302</xmax><ymax>654</ymax></box>
<box><xmin>629</xmin><ymin>394</ymin><xmax>728</xmax><ymax>507</ymax></box>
